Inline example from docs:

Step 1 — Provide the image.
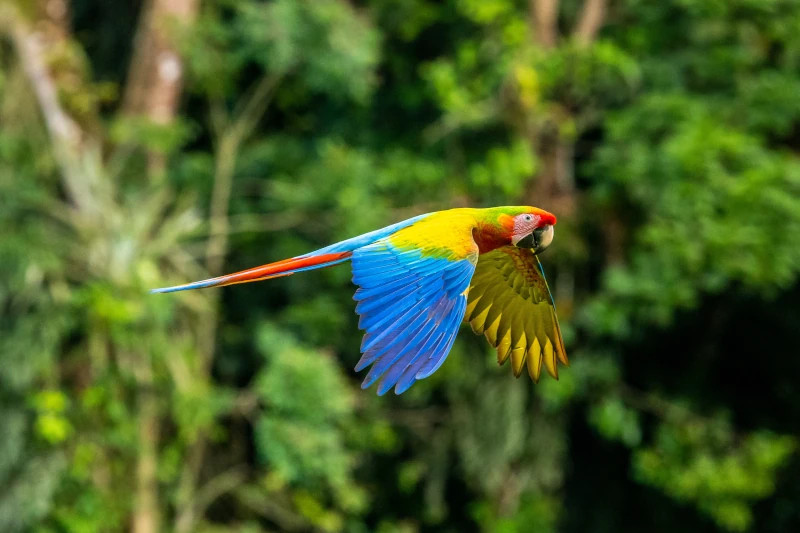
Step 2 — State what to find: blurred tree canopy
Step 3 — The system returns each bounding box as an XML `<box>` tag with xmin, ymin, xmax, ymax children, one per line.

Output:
<box><xmin>1</xmin><ymin>0</ymin><xmax>799</xmax><ymax>532</ymax></box>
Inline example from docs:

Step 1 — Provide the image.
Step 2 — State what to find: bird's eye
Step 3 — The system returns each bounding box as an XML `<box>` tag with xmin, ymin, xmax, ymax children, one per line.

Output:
<box><xmin>523</xmin><ymin>214</ymin><xmax>532</xmax><ymax>222</ymax></box>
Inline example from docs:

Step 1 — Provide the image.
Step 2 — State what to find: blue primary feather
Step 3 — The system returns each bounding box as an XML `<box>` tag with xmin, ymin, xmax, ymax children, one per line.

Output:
<box><xmin>418</xmin><ymin>298</ymin><xmax>464</xmax><ymax>370</ymax></box>
<box><xmin>356</xmin><ymin>279</ymin><xmax>442</xmax><ymax>335</ymax></box>
<box><xmin>375</xmin><ymin>297</ymin><xmax>455</xmax><ymax>394</ymax></box>
<box><xmin>360</xmin><ymin>295</ymin><xmax>434</xmax><ymax>354</ymax></box>
<box><xmin>357</xmin><ymin>275</ymin><xmax>446</xmax><ymax>361</ymax></box>
<box><xmin>393</xmin><ymin>299</ymin><xmax>464</xmax><ymax>394</ymax></box>
<box><xmin>360</xmin><ymin>308</ymin><xmax>435</xmax><ymax>388</ymax></box>
<box><xmin>362</xmin><ymin>288</ymin><xmax>449</xmax><ymax>362</ymax></box>
<box><xmin>350</xmin><ymin>240</ymin><xmax>475</xmax><ymax>395</ymax></box>
<box><xmin>415</xmin><ymin>296</ymin><xmax>467</xmax><ymax>379</ymax></box>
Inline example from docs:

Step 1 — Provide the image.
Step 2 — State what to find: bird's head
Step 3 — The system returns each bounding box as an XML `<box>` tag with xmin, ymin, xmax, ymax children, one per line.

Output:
<box><xmin>501</xmin><ymin>207</ymin><xmax>556</xmax><ymax>255</ymax></box>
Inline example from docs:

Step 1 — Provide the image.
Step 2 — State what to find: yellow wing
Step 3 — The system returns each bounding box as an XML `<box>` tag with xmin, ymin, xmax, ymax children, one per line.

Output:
<box><xmin>465</xmin><ymin>246</ymin><xmax>568</xmax><ymax>382</ymax></box>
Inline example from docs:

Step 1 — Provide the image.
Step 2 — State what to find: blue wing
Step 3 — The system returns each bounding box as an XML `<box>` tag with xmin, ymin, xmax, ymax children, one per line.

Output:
<box><xmin>351</xmin><ymin>241</ymin><xmax>476</xmax><ymax>395</ymax></box>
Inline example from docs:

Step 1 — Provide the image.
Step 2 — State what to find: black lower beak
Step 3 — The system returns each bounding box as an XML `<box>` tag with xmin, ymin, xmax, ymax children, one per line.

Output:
<box><xmin>515</xmin><ymin>224</ymin><xmax>554</xmax><ymax>254</ymax></box>
<box><xmin>515</xmin><ymin>232</ymin><xmax>536</xmax><ymax>249</ymax></box>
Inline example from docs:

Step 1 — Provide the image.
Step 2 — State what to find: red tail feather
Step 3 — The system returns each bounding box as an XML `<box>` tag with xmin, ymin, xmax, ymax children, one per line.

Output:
<box><xmin>151</xmin><ymin>251</ymin><xmax>352</xmax><ymax>293</ymax></box>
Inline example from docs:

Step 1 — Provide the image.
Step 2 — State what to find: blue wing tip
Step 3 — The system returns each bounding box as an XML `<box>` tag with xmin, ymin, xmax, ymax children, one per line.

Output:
<box><xmin>394</xmin><ymin>380</ymin><xmax>415</xmax><ymax>395</ymax></box>
<box><xmin>359</xmin><ymin>370</ymin><xmax>414</xmax><ymax>396</ymax></box>
<box><xmin>357</xmin><ymin>371</ymin><xmax>417</xmax><ymax>396</ymax></box>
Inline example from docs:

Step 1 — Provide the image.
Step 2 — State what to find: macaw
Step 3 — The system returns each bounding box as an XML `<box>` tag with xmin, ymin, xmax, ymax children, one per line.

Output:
<box><xmin>152</xmin><ymin>206</ymin><xmax>567</xmax><ymax>395</ymax></box>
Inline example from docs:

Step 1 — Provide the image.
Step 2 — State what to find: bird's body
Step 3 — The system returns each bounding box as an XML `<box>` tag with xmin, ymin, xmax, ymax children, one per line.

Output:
<box><xmin>153</xmin><ymin>206</ymin><xmax>567</xmax><ymax>394</ymax></box>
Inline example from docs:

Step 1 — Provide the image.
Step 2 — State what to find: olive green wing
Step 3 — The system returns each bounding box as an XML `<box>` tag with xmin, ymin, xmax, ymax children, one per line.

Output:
<box><xmin>465</xmin><ymin>246</ymin><xmax>568</xmax><ymax>382</ymax></box>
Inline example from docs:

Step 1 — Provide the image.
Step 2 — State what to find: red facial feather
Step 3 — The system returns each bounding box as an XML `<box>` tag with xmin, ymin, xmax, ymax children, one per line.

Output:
<box><xmin>536</xmin><ymin>210</ymin><xmax>557</xmax><ymax>226</ymax></box>
<box><xmin>473</xmin><ymin>222</ymin><xmax>512</xmax><ymax>253</ymax></box>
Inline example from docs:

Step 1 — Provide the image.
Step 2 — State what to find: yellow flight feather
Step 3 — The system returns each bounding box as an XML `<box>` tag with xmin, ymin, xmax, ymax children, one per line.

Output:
<box><xmin>466</xmin><ymin>246</ymin><xmax>568</xmax><ymax>383</ymax></box>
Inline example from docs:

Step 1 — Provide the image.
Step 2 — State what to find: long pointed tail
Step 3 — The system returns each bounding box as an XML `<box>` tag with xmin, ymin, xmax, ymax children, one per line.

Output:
<box><xmin>151</xmin><ymin>211</ymin><xmax>433</xmax><ymax>294</ymax></box>
<box><xmin>150</xmin><ymin>251</ymin><xmax>352</xmax><ymax>294</ymax></box>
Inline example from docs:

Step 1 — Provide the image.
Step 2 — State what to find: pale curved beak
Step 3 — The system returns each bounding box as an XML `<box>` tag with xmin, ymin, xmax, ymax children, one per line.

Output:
<box><xmin>513</xmin><ymin>224</ymin><xmax>554</xmax><ymax>254</ymax></box>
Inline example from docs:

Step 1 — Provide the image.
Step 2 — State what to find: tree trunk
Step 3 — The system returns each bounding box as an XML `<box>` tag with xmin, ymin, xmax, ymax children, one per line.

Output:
<box><xmin>123</xmin><ymin>2</ymin><xmax>198</xmax><ymax>531</ymax></box>
<box><xmin>574</xmin><ymin>0</ymin><xmax>607</xmax><ymax>46</ymax></box>
<box><xmin>123</xmin><ymin>0</ymin><xmax>198</xmax><ymax>123</ymax></box>
<box><xmin>531</xmin><ymin>0</ymin><xmax>560</xmax><ymax>49</ymax></box>
<box><xmin>132</xmin><ymin>388</ymin><xmax>160</xmax><ymax>533</ymax></box>
<box><xmin>524</xmin><ymin>0</ymin><xmax>609</xmax><ymax>315</ymax></box>
<box><xmin>525</xmin><ymin>0</ymin><xmax>610</xmax><ymax>212</ymax></box>
<box><xmin>526</xmin><ymin>122</ymin><xmax>576</xmax><ymax>217</ymax></box>
<box><xmin>123</xmin><ymin>0</ymin><xmax>199</xmax><ymax>175</ymax></box>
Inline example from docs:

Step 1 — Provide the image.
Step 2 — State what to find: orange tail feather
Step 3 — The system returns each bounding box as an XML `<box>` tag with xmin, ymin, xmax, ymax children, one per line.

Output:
<box><xmin>150</xmin><ymin>251</ymin><xmax>352</xmax><ymax>293</ymax></box>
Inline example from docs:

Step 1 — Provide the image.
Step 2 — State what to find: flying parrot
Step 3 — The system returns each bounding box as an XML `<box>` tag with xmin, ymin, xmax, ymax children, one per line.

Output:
<box><xmin>152</xmin><ymin>206</ymin><xmax>567</xmax><ymax>395</ymax></box>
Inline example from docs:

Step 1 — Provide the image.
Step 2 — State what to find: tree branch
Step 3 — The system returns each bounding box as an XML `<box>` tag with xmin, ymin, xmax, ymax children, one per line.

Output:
<box><xmin>10</xmin><ymin>26</ymin><xmax>80</xmax><ymax>147</ymax></box>
<box><xmin>122</xmin><ymin>3</ymin><xmax>197</xmax><ymax>532</ymax></box>
<box><xmin>123</xmin><ymin>0</ymin><xmax>199</xmax><ymax>123</ymax></box>
<box><xmin>132</xmin><ymin>385</ymin><xmax>161</xmax><ymax>533</ymax></box>
<box><xmin>531</xmin><ymin>0</ymin><xmax>559</xmax><ymax>49</ymax></box>
<box><xmin>123</xmin><ymin>0</ymin><xmax>199</xmax><ymax>177</ymax></box>
<box><xmin>205</xmin><ymin>73</ymin><xmax>282</xmax><ymax>277</ymax></box>
<box><xmin>574</xmin><ymin>0</ymin><xmax>607</xmax><ymax>46</ymax></box>
<box><xmin>175</xmin><ymin>465</ymin><xmax>249</xmax><ymax>532</ymax></box>
<box><xmin>3</xmin><ymin>5</ymin><xmax>99</xmax><ymax>215</ymax></box>
<box><xmin>176</xmin><ymin>71</ymin><xmax>280</xmax><ymax>533</ymax></box>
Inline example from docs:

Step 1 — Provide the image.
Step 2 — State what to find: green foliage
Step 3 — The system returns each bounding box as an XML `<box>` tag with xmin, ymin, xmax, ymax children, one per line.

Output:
<box><xmin>187</xmin><ymin>0</ymin><xmax>380</xmax><ymax>104</ymax></box>
<box><xmin>253</xmin><ymin>325</ymin><xmax>357</xmax><ymax>503</ymax></box>
<box><xmin>237</xmin><ymin>0</ymin><xmax>380</xmax><ymax>102</ymax></box>
<box><xmin>588</xmin><ymin>395</ymin><xmax>642</xmax><ymax>447</ymax></box>
<box><xmin>634</xmin><ymin>419</ymin><xmax>796</xmax><ymax>531</ymax></box>
<box><xmin>471</xmin><ymin>492</ymin><xmax>559</xmax><ymax>533</ymax></box>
